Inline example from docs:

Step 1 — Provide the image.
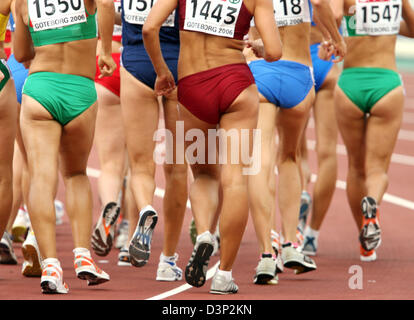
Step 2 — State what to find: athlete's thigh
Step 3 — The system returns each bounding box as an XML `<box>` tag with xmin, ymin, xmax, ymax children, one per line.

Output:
<box><xmin>334</xmin><ymin>84</ymin><xmax>366</xmax><ymax>165</ymax></box>
<box><xmin>95</xmin><ymin>84</ymin><xmax>125</xmax><ymax>160</ymax></box>
<box><xmin>20</xmin><ymin>95</ymin><xmax>61</xmax><ymax>177</ymax></box>
<box><xmin>178</xmin><ymin>101</ymin><xmax>219</xmax><ymax>179</ymax></box>
<box><xmin>365</xmin><ymin>86</ymin><xmax>404</xmax><ymax>170</ymax></box>
<box><xmin>120</xmin><ymin>67</ymin><xmax>159</xmax><ymax>158</ymax></box>
<box><xmin>59</xmin><ymin>103</ymin><xmax>98</xmax><ymax>176</ymax></box>
<box><xmin>0</xmin><ymin>81</ymin><xmax>17</xmax><ymax>166</ymax></box>
<box><xmin>276</xmin><ymin>89</ymin><xmax>314</xmax><ymax>158</ymax></box>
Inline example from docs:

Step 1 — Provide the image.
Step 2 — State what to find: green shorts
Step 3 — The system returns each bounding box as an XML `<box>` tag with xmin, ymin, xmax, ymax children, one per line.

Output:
<box><xmin>338</xmin><ymin>67</ymin><xmax>403</xmax><ymax>114</ymax></box>
<box><xmin>0</xmin><ymin>59</ymin><xmax>11</xmax><ymax>92</ymax></box>
<box><xmin>22</xmin><ymin>72</ymin><xmax>97</xmax><ymax>125</ymax></box>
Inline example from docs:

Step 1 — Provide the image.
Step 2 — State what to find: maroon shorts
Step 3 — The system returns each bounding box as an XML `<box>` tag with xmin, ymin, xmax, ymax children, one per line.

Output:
<box><xmin>178</xmin><ymin>63</ymin><xmax>255</xmax><ymax>124</ymax></box>
<box><xmin>95</xmin><ymin>52</ymin><xmax>121</xmax><ymax>97</ymax></box>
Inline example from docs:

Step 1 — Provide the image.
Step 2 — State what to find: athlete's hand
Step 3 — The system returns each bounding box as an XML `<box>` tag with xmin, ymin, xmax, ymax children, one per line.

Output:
<box><xmin>98</xmin><ymin>53</ymin><xmax>117</xmax><ymax>78</ymax></box>
<box><xmin>318</xmin><ymin>40</ymin><xmax>335</xmax><ymax>61</ymax></box>
<box><xmin>245</xmin><ymin>39</ymin><xmax>265</xmax><ymax>59</ymax></box>
<box><xmin>154</xmin><ymin>70</ymin><xmax>176</xmax><ymax>96</ymax></box>
<box><xmin>332</xmin><ymin>38</ymin><xmax>347</xmax><ymax>63</ymax></box>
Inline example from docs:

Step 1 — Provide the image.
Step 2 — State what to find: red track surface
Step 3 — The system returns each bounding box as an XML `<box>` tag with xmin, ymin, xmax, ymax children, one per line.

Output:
<box><xmin>1</xmin><ymin>73</ymin><xmax>413</xmax><ymax>301</ymax></box>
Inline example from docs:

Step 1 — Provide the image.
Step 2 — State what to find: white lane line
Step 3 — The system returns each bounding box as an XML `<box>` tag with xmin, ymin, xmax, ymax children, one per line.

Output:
<box><xmin>146</xmin><ymin>261</ymin><xmax>220</xmax><ymax>301</ymax></box>
<box><xmin>306</xmin><ymin>139</ymin><xmax>414</xmax><ymax>167</ymax></box>
<box><xmin>308</xmin><ymin>174</ymin><xmax>414</xmax><ymax>210</ymax></box>
<box><xmin>307</xmin><ymin>118</ymin><xmax>414</xmax><ymax>142</ymax></box>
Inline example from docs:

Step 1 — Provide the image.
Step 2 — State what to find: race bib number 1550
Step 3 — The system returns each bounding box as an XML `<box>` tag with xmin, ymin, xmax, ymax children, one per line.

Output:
<box><xmin>29</xmin><ymin>0</ymin><xmax>87</xmax><ymax>31</ymax></box>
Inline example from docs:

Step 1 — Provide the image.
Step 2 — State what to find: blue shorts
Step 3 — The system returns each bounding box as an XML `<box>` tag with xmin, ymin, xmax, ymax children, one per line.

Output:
<box><xmin>121</xmin><ymin>42</ymin><xmax>179</xmax><ymax>90</ymax></box>
<box><xmin>7</xmin><ymin>54</ymin><xmax>29</xmax><ymax>104</ymax></box>
<box><xmin>249</xmin><ymin>60</ymin><xmax>314</xmax><ymax>108</ymax></box>
<box><xmin>310</xmin><ymin>43</ymin><xmax>334</xmax><ymax>92</ymax></box>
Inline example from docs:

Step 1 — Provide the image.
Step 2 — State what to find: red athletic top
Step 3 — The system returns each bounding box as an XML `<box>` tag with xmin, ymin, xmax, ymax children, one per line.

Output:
<box><xmin>179</xmin><ymin>0</ymin><xmax>252</xmax><ymax>40</ymax></box>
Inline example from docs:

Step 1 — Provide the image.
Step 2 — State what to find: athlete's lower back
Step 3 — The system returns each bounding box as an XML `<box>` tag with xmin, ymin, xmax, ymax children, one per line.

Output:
<box><xmin>177</xmin><ymin>31</ymin><xmax>247</xmax><ymax>80</ymax></box>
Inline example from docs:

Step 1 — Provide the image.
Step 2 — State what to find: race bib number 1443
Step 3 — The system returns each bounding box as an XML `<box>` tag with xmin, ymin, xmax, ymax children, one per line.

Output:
<box><xmin>184</xmin><ymin>0</ymin><xmax>243</xmax><ymax>38</ymax></box>
<box><xmin>29</xmin><ymin>0</ymin><xmax>87</xmax><ymax>31</ymax></box>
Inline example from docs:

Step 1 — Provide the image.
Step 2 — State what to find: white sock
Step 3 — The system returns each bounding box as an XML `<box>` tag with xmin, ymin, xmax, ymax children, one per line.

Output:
<box><xmin>42</xmin><ymin>258</ymin><xmax>61</xmax><ymax>269</ymax></box>
<box><xmin>216</xmin><ymin>268</ymin><xmax>232</xmax><ymax>281</ymax></box>
<box><xmin>304</xmin><ymin>226</ymin><xmax>319</xmax><ymax>239</ymax></box>
<box><xmin>140</xmin><ymin>205</ymin><xmax>156</xmax><ymax>216</ymax></box>
<box><xmin>196</xmin><ymin>230</ymin><xmax>212</xmax><ymax>242</ymax></box>
<box><xmin>73</xmin><ymin>247</ymin><xmax>91</xmax><ymax>258</ymax></box>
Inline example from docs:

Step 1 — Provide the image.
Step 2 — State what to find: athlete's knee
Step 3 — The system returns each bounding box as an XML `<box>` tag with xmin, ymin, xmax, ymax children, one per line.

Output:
<box><xmin>163</xmin><ymin>163</ymin><xmax>187</xmax><ymax>181</ymax></box>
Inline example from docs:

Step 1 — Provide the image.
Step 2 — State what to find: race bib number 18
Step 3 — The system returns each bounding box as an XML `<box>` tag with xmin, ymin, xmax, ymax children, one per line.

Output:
<box><xmin>184</xmin><ymin>0</ymin><xmax>243</xmax><ymax>38</ymax></box>
<box><xmin>356</xmin><ymin>0</ymin><xmax>402</xmax><ymax>35</ymax></box>
<box><xmin>123</xmin><ymin>0</ymin><xmax>175</xmax><ymax>27</ymax></box>
<box><xmin>273</xmin><ymin>0</ymin><xmax>311</xmax><ymax>27</ymax></box>
<box><xmin>29</xmin><ymin>0</ymin><xmax>87</xmax><ymax>31</ymax></box>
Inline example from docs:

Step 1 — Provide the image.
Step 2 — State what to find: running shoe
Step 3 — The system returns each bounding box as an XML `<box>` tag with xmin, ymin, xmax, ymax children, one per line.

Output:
<box><xmin>118</xmin><ymin>246</ymin><xmax>132</xmax><ymax>266</ymax></box>
<box><xmin>54</xmin><ymin>200</ymin><xmax>65</xmax><ymax>225</ymax></box>
<box><xmin>22</xmin><ymin>230</ymin><xmax>42</xmax><ymax>277</ymax></box>
<box><xmin>359</xmin><ymin>196</ymin><xmax>381</xmax><ymax>251</ymax></box>
<box><xmin>360</xmin><ymin>245</ymin><xmax>377</xmax><ymax>262</ymax></box>
<box><xmin>41</xmin><ymin>259</ymin><xmax>69</xmax><ymax>294</ymax></box>
<box><xmin>156</xmin><ymin>253</ymin><xmax>183</xmax><ymax>281</ymax></box>
<box><xmin>0</xmin><ymin>232</ymin><xmax>18</xmax><ymax>265</ymax></box>
<box><xmin>189</xmin><ymin>218</ymin><xmax>197</xmax><ymax>245</ymax></box>
<box><xmin>115</xmin><ymin>219</ymin><xmax>129</xmax><ymax>249</ymax></box>
<box><xmin>185</xmin><ymin>231</ymin><xmax>215</xmax><ymax>287</ymax></box>
<box><xmin>253</xmin><ymin>254</ymin><xmax>276</xmax><ymax>285</ymax></box>
<box><xmin>301</xmin><ymin>235</ymin><xmax>318</xmax><ymax>256</ymax></box>
<box><xmin>74</xmin><ymin>251</ymin><xmax>110</xmax><ymax>286</ymax></box>
<box><xmin>271</xmin><ymin>230</ymin><xmax>284</xmax><ymax>273</ymax></box>
<box><xmin>282</xmin><ymin>242</ymin><xmax>317</xmax><ymax>274</ymax></box>
<box><xmin>210</xmin><ymin>271</ymin><xmax>239</xmax><ymax>295</ymax></box>
<box><xmin>129</xmin><ymin>206</ymin><xmax>158</xmax><ymax>267</ymax></box>
<box><xmin>298</xmin><ymin>190</ymin><xmax>312</xmax><ymax>234</ymax></box>
<box><xmin>296</xmin><ymin>227</ymin><xmax>304</xmax><ymax>246</ymax></box>
<box><xmin>12</xmin><ymin>207</ymin><xmax>30</xmax><ymax>243</ymax></box>
<box><xmin>91</xmin><ymin>201</ymin><xmax>121</xmax><ymax>256</ymax></box>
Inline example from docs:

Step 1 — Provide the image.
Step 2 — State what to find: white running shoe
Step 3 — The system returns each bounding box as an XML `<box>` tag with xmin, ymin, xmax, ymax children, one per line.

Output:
<box><xmin>210</xmin><ymin>271</ymin><xmax>238</xmax><ymax>295</ymax></box>
<box><xmin>91</xmin><ymin>202</ymin><xmax>121</xmax><ymax>256</ymax></box>
<box><xmin>185</xmin><ymin>231</ymin><xmax>215</xmax><ymax>287</ymax></box>
<box><xmin>359</xmin><ymin>197</ymin><xmax>381</xmax><ymax>251</ymax></box>
<box><xmin>129</xmin><ymin>206</ymin><xmax>158</xmax><ymax>267</ymax></box>
<box><xmin>118</xmin><ymin>246</ymin><xmax>132</xmax><ymax>266</ymax></box>
<box><xmin>74</xmin><ymin>249</ymin><xmax>110</xmax><ymax>286</ymax></box>
<box><xmin>0</xmin><ymin>232</ymin><xmax>18</xmax><ymax>265</ymax></box>
<box><xmin>22</xmin><ymin>230</ymin><xmax>42</xmax><ymax>277</ymax></box>
<box><xmin>115</xmin><ymin>219</ymin><xmax>129</xmax><ymax>249</ymax></box>
<box><xmin>12</xmin><ymin>207</ymin><xmax>30</xmax><ymax>243</ymax></box>
<box><xmin>282</xmin><ymin>242</ymin><xmax>317</xmax><ymax>274</ymax></box>
<box><xmin>271</xmin><ymin>230</ymin><xmax>284</xmax><ymax>273</ymax></box>
<box><xmin>41</xmin><ymin>259</ymin><xmax>69</xmax><ymax>294</ymax></box>
<box><xmin>253</xmin><ymin>254</ymin><xmax>276</xmax><ymax>284</ymax></box>
<box><xmin>156</xmin><ymin>253</ymin><xmax>183</xmax><ymax>281</ymax></box>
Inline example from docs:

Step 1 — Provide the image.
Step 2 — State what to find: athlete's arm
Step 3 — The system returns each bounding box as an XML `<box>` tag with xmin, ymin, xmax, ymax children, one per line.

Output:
<box><xmin>143</xmin><ymin>0</ymin><xmax>178</xmax><ymax>96</ymax></box>
<box><xmin>96</xmin><ymin>0</ymin><xmax>117</xmax><ymax>77</ymax></box>
<box><xmin>312</xmin><ymin>0</ymin><xmax>346</xmax><ymax>62</ymax></box>
<box><xmin>13</xmin><ymin>0</ymin><xmax>34</xmax><ymax>63</ymax></box>
<box><xmin>252</xmin><ymin>0</ymin><xmax>282</xmax><ymax>62</ymax></box>
<box><xmin>400</xmin><ymin>0</ymin><xmax>414</xmax><ymax>37</ymax></box>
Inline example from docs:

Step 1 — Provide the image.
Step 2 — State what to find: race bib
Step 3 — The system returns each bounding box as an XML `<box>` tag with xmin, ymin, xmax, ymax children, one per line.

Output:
<box><xmin>28</xmin><ymin>0</ymin><xmax>87</xmax><ymax>31</ymax></box>
<box><xmin>273</xmin><ymin>0</ymin><xmax>311</xmax><ymax>27</ymax></box>
<box><xmin>356</xmin><ymin>0</ymin><xmax>402</xmax><ymax>35</ymax></box>
<box><xmin>183</xmin><ymin>0</ymin><xmax>243</xmax><ymax>38</ymax></box>
<box><xmin>113</xmin><ymin>0</ymin><xmax>122</xmax><ymax>36</ymax></box>
<box><xmin>123</xmin><ymin>0</ymin><xmax>175</xmax><ymax>27</ymax></box>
